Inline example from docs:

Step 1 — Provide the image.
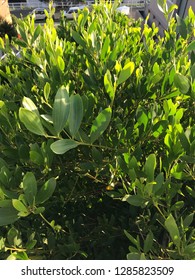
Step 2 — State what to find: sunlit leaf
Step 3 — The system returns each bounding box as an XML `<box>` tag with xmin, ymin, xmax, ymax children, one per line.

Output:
<box><xmin>117</xmin><ymin>62</ymin><xmax>135</xmax><ymax>86</ymax></box>
<box><xmin>69</xmin><ymin>94</ymin><xmax>83</xmax><ymax>138</ymax></box>
<box><xmin>90</xmin><ymin>107</ymin><xmax>112</xmax><ymax>143</ymax></box>
<box><xmin>19</xmin><ymin>108</ymin><xmax>46</xmax><ymax>136</ymax></box>
<box><xmin>52</xmin><ymin>87</ymin><xmax>70</xmax><ymax>134</ymax></box>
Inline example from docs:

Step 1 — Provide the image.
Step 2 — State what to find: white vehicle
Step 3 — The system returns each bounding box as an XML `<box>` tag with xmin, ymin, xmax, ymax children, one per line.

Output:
<box><xmin>116</xmin><ymin>6</ymin><xmax>130</xmax><ymax>15</ymax></box>
<box><xmin>64</xmin><ymin>6</ymin><xmax>86</xmax><ymax>20</ymax></box>
<box><xmin>31</xmin><ymin>8</ymin><xmax>49</xmax><ymax>21</ymax></box>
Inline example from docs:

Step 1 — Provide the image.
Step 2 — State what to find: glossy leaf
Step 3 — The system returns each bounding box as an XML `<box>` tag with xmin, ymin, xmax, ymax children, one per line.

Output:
<box><xmin>52</xmin><ymin>87</ymin><xmax>70</xmax><ymax>134</ymax></box>
<box><xmin>19</xmin><ymin>108</ymin><xmax>46</xmax><ymax>136</ymax></box>
<box><xmin>117</xmin><ymin>62</ymin><xmax>135</xmax><ymax>86</ymax></box>
<box><xmin>69</xmin><ymin>94</ymin><xmax>83</xmax><ymax>138</ymax></box>
<box><xmin>50</xmin><ymin>139</ymin><xmax>79</xmax><ymax>155</ymax></box>
<box><xmin>90</xmin><ymin>107</ymin><xmax>112</xmax><ymax>143</ymax></box>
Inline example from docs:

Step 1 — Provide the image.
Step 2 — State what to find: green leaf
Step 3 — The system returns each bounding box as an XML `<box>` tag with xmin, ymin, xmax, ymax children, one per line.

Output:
<box><xmin>144</xmin><ymin>154</ymin><xmax>156</xmax><ymax>182</ymax></box>
<box><xmin>36</xmin><ymin>178</ymin><xmax>56</xmax><ymax>204</ymax></box>
<box><xmin>124</xmin><ymin>230</ymin><xmax>139</xmax><ymax>248</ymax></box>
<box><xmin>44</xmin><ymin>82</ymin><xmax>51</xmax><ymax>101</ymax></box>
<box><xmin>19</xmin><ymin>108</ymin><xmax>46</xmax><ymax>136</ymax></box>
<box><xmin>69</xmin><ymin>94</ymin><xmax>83</xmax><ymax>138</ymax></box>
<box><xmin>117</xmin><ymin>62</ymin><xmax>135</xmax><ymax>86</ymax></box>
<box><xmin>22</xmin><ymin>172</ymin><xmax>37</xmax><ymax>206</ymax></box>
<box><xmin>176</xmin><ymin>15</ymin><xmax>187</xmax><ymax>39</ymax></box>
<box><xmin>57</xmin><ymin>56</ymin><xmax>65</xmax><ymax>72</ymax></box>
<box><xmin>101</xmin><ymin>36</ymin><xmax>110</xmax><ymax>60</ymax></box>
<box><xmin>127</xmin><ymin>252</ymin><xmax>141</xmax><ymax>260</ymax></box>
<box><xmin>144</xmin><ymin>231</ymin><xmax>154</xmax><ymax>254</ymax></box>
<box><xmin>0</xmin><ymin>207</ymin><xmax>19</xmax><ymax>226</ymax></box>
<box><xmin>72</xmin><ymin>30</ymin><xmax>86</xmax><ymax>48</ymax></box>
<box><xmin>104</xmin><ymin>70</ymin><xmax>115</xmax><ymax>102</ymax></box>
<box><xmin>187</xmin><ymin>40</ymin><xmax>195</xmax><ymax>52</ymax></box>
<box><xmin>174</xmin><ymin>73</ymin><xmax>190</xmax><ymax>94</ymax></box>
<box><xmin>157</xmin><ymin>0</ymin><xmax>166</xmax><ymax>14</ymax></box>
<box><xmin>12</xmin><ymin>199</ymin><xmax>29</xmax><ymax>213</ymax></box>
<box><xmin>32</xmin><ymin>24</ymin><xmax>42</xmax><ymax>43</ymax></box>
<box><xmin>183</xmin><ymin>213</ymin><xmax>194</xmax><ymax>229</ymax></box>
<box><xmin>22</xmin><ymin>97</ymin><xmax>39</xmax><ymax>116</ymax></box>
<box><xmin>170</xmin><ymin>201</ymin><xmax>184</xmax><ymax>211</ymax></box>
<box><xmin>52</xmin><ymin>87</ymin><xmax>70</xmax><ymax>134</ymax></box>
<box><xmin>90</xmin><ymin>107</ymin><xmax>112</xmax><ymax>143</ymax></box>
<box><xmin>165</xmin><ymin>214</ymin><xmax>180</xmax><ymax>249</ymax></box>
<box><xmin>7</xmin><ymin>228</ymin><xmax>22</xmax><ymax>247</ymax></box>
<box><xmin>123</xmin><ymin>195</ymin><xmax>146</xmax><ymax>207</ymax></box>
<box><xmin>50</xmin><ymin>139</ymin><xmax>79</xmax><ymax>155</ymax></box>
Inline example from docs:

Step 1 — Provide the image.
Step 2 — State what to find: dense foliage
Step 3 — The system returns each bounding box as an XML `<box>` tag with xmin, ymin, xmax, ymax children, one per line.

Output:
<box><xmin>0</xmin><ymin>1</ymin><xmax>194</xmax><ymax>260</ymax></box>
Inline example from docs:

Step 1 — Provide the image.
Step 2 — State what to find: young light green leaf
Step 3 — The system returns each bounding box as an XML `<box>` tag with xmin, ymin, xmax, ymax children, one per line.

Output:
<box><xmin>19</xmin><ymin>108</ymin><xmax>46</xmax><ymax>136</ymax></box>
<box><xmin>12</xmin><ymin>199</ymin><xmax>29</xmax><ymax>213</ymax></box>
<box><xmin>69</xmin><ymin>94</ymin><xmax>83</xmax><ymax>138</ymax></box>
<box><xmin>22</xmin><ymin>97</ymin><xmax>39</xmax><ymax>116</ymax></box>
<box><xmin>57</xmin><ymin>56</ymin><xmax>65</xmax><ymax>72</ymax></box>
<box><xmin>44</xmin><ymin>82</ymin><xmax>51</xmax><ymax>101</ymax></box>
<box><xmin>90</xmin><ymin>107</ymin><xmax>112</xmax><ymax>143</ymax></box>
<box><xmin>165</xmin><ymin>214</ymin><xmax>180</xmax><ymax>249</ymax></box>
<box><xmin>117</xmin><ymin>62</ymin><xmax>135</xmax><ymax>86</ymax></box>
<box><xmin>36</xmin><ymin>178</ymin><xmax>56</xmax><ymax>204</ymax></box>
<box><xmin>22</xmin><ymin>172</ymin><xmax>37</xmax><ymax>206</ymax></box>
<box><xmin>50</xmin><ymin>139</ymin><xmax>79</xmax><ymax>155</ymax></box>
<box><xmin>144</xmin><ymin>154</ymin><xmax>156</xmax><ymax>182</ymax></box>
<box><xmin>52</xmin><ymin>87</ymin><xmax>70</xmax><ymax>134</ymax></box>
<box><xmin>174</xmin><ymin>73</ymin><xmax>190</xmax><ymax>94</ymax></box>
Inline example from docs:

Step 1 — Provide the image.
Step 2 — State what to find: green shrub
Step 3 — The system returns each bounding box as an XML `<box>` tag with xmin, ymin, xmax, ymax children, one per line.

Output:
<box><xmin>0</xmin><ymin>1</ymin><xmax>194</xmax><ymax>260</ymax></box>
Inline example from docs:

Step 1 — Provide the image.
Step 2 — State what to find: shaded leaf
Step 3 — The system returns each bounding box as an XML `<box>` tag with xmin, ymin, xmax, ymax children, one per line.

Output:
<box><xmin>50</xmin><ymin>139</ymin><xmax>79</xmax><ymax>154</ymax></box>
<box><xmin>165</xmin><ymin>214</ymin><xmax>180</xmax><ymax>249</ymax></box>
<box><xmin>36</xmin><ymin>178</ymin><xmax>56</xmax><ymax>204</ymax></box>
<box><xmin>144</xmin><ymin>154</ymin><xmax>156</xmax><ymax>182</ymax></box>
<box><xmin>22</xmin><ymin>172</ymin><xmax>37</xmax><ymax>206</ymax></box>
<box><xmin>0</xmin><ymin>207</ymin><xmax>19</xmax><ymax>226</ymax></box>
<box><xmin>174</xmin><ymin>73</ymin><xmax>190</xmax><ymax>94</ymax></box>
